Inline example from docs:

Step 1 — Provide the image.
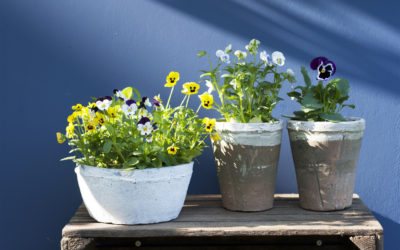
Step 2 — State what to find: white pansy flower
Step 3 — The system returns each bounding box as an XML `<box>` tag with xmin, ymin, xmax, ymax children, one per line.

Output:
<box><xmin>96</xmin><ymin>97</ymin><xmax>112</xmax><ymax>111</ymax></box>
<box><xmin>260</xmin><ymin>50</ymin><xmax>271</xmax><ymax>65</ymax></box>
<box><xmin>144</xmin><ymin>98</ymin><xmax>152</xmax><ymax>107</ymax></box>
<box><xmin>216</xmin><ymin>50</ymin><xmax>230</xmax><ymax>63</ymax></box>
<box><xmin>113</xmin><ymin>90</ymin><xmax>128</xmax><ymax>101</ymax></box>
<box><xmin>286</xmin><ymin>68</ymin><xmax>295</xmax><ymax>77</ymax></box>
<box><xmin>224</xmin><ymin>44</ymin><xmax>232</xmax><ymax>53</ymax></box>
<box><xmin>234</xmin><ymin>50</ymin><xmax>247</xmax><ymax>60</ymax></box>
<box><xmin>137</xmin><ymin>121</ymin><xmax>153</xmax><ymax>136</ymax></box>
<box><xmin>122</xmin><ymin>100</ymin><xmax>137</xmax><ymax>117</ymax></box>
<box><xmin>205</xmin><ymin>80</ymin><xmax>214</xmax><ymax>94</ymax></box>
<box><xmin>146</xmin><ymin>136</ymin><xmax>153</xmax><ymax>143</ymax></box>
<box><xmin>271</xmin><ymin>51</ymin><xmax>285</xmax><ymax>66</ymax></box>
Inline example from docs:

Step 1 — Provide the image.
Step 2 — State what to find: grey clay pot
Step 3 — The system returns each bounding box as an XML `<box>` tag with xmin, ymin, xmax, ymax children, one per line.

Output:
<box><xmin>212</xmin><ymin>121</ymin><xmax>283</xmax><ymax>212</ymax></box>
<box><xmin>287</xmin><ymin>118</ymin><xmax>365</xmax><ymax>211</ymax></box>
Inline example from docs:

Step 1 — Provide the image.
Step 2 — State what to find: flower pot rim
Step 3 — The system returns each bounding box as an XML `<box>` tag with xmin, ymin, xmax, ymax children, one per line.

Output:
<box><xmin>287</xmin><ymin>117</ymin><xmax>365</xmax><ymax>132</ymax></box>
<box><xmin>215</xmin><ymin>119</ymin><xmax>283</xmax><ymax>132</ymax></box>
<box><xmin>75</xmin><ymin>161</ymin><xmax>194</xmax><ymax>183</ymax></box>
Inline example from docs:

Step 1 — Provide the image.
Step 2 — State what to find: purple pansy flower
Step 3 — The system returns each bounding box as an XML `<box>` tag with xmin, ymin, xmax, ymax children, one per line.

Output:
<box><xmin>122</xmin><ymin>99</ymin><xmax>137</xmax><ymax>117</ymax></box>
<box><xmin>96</xmin><ymin>96</ymin><xmax>112</xmax><ymax>111</ymax></box>
<box><xmin>137</xmin><ymin>117</ymin><xmax>152</xmax><ymax>136</ymax></box>
<box><xmin>152</xmin><ymin>97</ymin><xmax>161</xmax><ymax>107</ymax></box>
<box><xmin>310</xmin><ymin>57</ymin><xmax>336</xmax><ymax>81</ymax></box>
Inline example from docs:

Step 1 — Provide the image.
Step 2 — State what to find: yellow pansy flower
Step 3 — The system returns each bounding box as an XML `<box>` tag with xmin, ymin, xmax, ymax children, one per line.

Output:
<box><xmin>167</xmin><ymin>146</ymin><xmax>179</xmax><ymax>155</ymax></box>
<box><xmin>203</xmin><ymin>117</ymin><xmax>216</xmax><ymax>132</ymax></box>
<box><xmin>164</xmin><ymin>71</ymin><xmax>180</xmax><ymax>87</ymax></box>
<box><xmin>95</xmin><ymin>112</ymin><xmax>106</xmax><ymax>125</ymax></box>
<box><xmin>72</xmin><ymin>103</ymin><xmax>83</xmax><ymax>111</ymax></box>
<box><xmin>56</xmin><ymin>132</ymin><xmax>66</xmax><ymax>144</ymax></box>
<box><xmin>182</xmin><ymin>82</ymin><xmax>200</xmax><ymax>95</ymax></box>
<box><xmin>210</xmin><ymin>133</ymin><xmax>221</xmax><ymax>141</ymax></box>
<box><xmin>85</xmin><ymin>122</ymin><xmax>96</xmax><ymax>131</ymax></box>
<box><xmin>67</xmin><ymin>112</ymin><xmax>77</xmax><ymax>123</ymax></box>
<box><xmin>107</xmin><ymin>106</ymin><xmax>120</xmax><ymax>119</ymax></box>
<box><xmin>66</xmin><ymin>123</ymin><xmax>75</xmax><ymax>138</ymax></box>
<box><xmin>199</xmin><ymin>92</ymin><xmax>214</xmax><ymax>109</ymax></box>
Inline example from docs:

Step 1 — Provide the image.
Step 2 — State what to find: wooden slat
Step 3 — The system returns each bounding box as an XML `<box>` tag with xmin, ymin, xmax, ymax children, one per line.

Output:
<box><xmin>62</xmin><ymin>194</ymin><xmax>382</xmax><ymax>239</ymax></box>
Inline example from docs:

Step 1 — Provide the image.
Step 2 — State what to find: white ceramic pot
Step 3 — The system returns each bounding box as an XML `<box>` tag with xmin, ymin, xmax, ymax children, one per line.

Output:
<box><xmin>75</xmin><ymin>162</ymin><xmax>193</xmax><ymax>224</ymax></box>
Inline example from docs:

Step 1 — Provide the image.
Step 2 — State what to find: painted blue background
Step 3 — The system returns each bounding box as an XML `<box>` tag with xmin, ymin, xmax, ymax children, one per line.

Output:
<box><xmin>1</xmin><ymin>0</ymin><xmax>399</xmax><ymax>249</ymax></box>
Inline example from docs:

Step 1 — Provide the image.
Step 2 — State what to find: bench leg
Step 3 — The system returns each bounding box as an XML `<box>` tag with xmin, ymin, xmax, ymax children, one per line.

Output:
<box><xmin>349</xmin><ymin>235</ymin><xmax>383</xmax><ymax>250</ymax></box>
<box><xmin>61</xmin><ymin>237</ymin><xmax>95</xmax><ymax>250</ymax></box>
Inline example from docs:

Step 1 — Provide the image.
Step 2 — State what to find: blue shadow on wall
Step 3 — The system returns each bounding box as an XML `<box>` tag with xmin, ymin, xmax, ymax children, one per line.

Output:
<box><xmin>154</xmin><ymin>0</ymin><xmax>400</xmax><ymax>94</ymax></box>
<box><xmin>373</xmin><ymin>212</ymin><xmax>400</xmax><ymax>249</ymax></box>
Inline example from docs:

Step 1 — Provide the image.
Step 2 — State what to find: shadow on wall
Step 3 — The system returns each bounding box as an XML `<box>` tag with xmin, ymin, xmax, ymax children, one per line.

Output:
<box><xmin>154</xmin><ymin>0</ymin><xmax>400</xmax><ymax>93</ymax></box>
<box><xmin>373</xmin><ymin>212</ymin><xmax>400</xmax><ymax>250</ymax></box>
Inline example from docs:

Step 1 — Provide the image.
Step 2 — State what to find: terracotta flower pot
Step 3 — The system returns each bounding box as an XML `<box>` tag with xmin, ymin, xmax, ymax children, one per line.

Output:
<box><xmin>75</xmin><ymin>162</ymin><xmax>193</xmax><ymax>224</ymax></box>
<box><xmin>287</xmin><ymin>118</ymin><xmax>365</xmax><ymax>211</ymax></box>
<box><xmin>212</xmin><ymin>121</ymin><xmax>283</xmax><ymax>211</ymax></box>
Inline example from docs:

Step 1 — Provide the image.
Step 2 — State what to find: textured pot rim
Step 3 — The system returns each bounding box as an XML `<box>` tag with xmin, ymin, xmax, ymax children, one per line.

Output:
<box><xmin>75</xmin><ymin>161</ymin><xmax>193</xmax><ymax>182</ymax></box>
<box><xmin>287</xmin><ymin>117</ymin><xmax>365</xmax><ymax>132</ymax></box>
<box><xmin>215</xmin><ymin>119</ymin><xmax>283</xmax><ymax>132</ymax></box>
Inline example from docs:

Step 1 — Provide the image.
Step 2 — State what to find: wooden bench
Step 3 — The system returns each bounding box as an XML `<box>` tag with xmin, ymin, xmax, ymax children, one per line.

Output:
<box><xmin>61</xmin><ymin>194</ymin><xmax>383</xmax><ymax>249</ymax></box>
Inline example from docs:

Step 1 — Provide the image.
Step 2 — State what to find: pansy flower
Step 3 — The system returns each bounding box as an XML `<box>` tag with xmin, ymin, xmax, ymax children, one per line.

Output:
<box><xmin>216</xmin><ymin>50</ymin><xmax>230</xmax><ymax>64</ymax></box>
<box><xmin>210</xmin><ymin>133</ymin><xmax>221</xmax><ymax>141</ymax></box>
<box><xmin>66</xmin><ymin>123</ymin><xmax>75</xmax><ymax>138</ymax></box>
<box><xmin>72</xmin><ymin>103</ymin><xmax>83</xmax><ymax>111</ymax></box>
<box><xmin>138</xmin><ymin>96</ymin><xmax>152</xmax><ymax>109</ymax></box>
<box><xmin>137</xmin><ymin>117</ymin><xmax>153</xmax><ymax>136</ymax></box>
<box><xmin>203</xmin><ymin>117</ymin><xmax>216</xmax><ymax>132</ymax></box>
<box><xmin>67</xmin><ymin>113</ymin><xmax>77</xmax><ymax>123</ymax></box>
<box><xmin>56</xmin><ymin>132</ymin><xmax>66</xmax><ymax>144</ymax></box>
<box><xmin>205</xmin><ymin>80</ymin><xmax>214</xmax><ymax>94</ymax></box>
<box><xmin>245</xmin><ymin>39</ymin><xmax>260</xmax><ymax>55</ymax></box>
<box><xmin>310</xmin><ymin>57</ymin><xmax>336</xmax><ymax>81</ymax></box>
<box><xmin>272</xmin><ymin>51</ymin><xmax>285</xmax><ymax>66</ymax></box>
<box><xmin>113</xmin><ymin>89</ymin><xmax>125</xmax><ymax>101</ymax></box>
<box><xmin>122</xmin><ymin>99</ymin><xmax>137</xmax><ymax>117</ymax></box>
<box><xmin>260</xmin><ymin>51</ymin><xmax>271</xmax><ymax>65</ymax></box>
<box><xmin>107</xmin><ymin>106</ymin><xmax>119</xmax><ymax>118</ymax></box>
<box><xmin>153</xmin><ymin>95</ymin><xmax>162</xmax><ymax>107</ymax></box>
<box><xmin>199</xmin><ymin>92</ymin><xmax>214</xmax><ymax>109</ymax></box>
<box><xmin>96</xmin><ymin>96</ymin><xmax>112</xmax><ymax>111</ymax></box>
<box><xmin>182</xmin><ymin>82</ymin><xmax>200</xmax><ymax>95</ymax></box>
<box><xmin>152</xmin><ymin>123</ymin><xmax>158</xmax><ymax>131</ymax></box>
<box><xmin>234</xmin><ymin>50</ymin><xmax>247</xmax><ymax>60</ymax></box>
<box><xmin>167</xmin><ymin>146</ymin><xmax>179</xmax><ymax>155</ymax></box>
<box><xmin>95</xmin><ymin>112</ymin><xmax>106</xmax><ymax>125</ymax></box>
<box><xmin>165</xmin><ymin>71</ymin><xmax>180</xmax><ymax>87</ymax></box>
<box><xmin>85</xmin><ymin>121</ymin><xmax>95</xmax><ymax>132</ymax></box>
<box><xmin>146</xmin><ymin>136</ymin><xmax>153</xmax><ymax>143</ymax></box>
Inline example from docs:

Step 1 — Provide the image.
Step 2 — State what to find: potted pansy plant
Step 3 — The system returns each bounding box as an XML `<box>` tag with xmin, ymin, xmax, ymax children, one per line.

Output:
<box><xmin>56</xmin><ymin>72</ymin><xmax>214</xmax><ymax>224</ymax></box>
<box><xmin>286</xmin><ymin>57</ymin><xmax>365</xmax><ymax>211</ymax></box>
<box><xmin>197</xmin><ymin>39</ymin><xmax>296</xmax><ymax>211</ymax></box>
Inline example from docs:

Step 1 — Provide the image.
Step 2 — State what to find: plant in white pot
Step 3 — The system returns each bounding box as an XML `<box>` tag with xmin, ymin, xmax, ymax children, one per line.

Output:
<box><xmin>197</xmin><ymin>39</ymin><xmax>296</xmax><ymax>211</ymax></box>
<box><xmin>286</xmin><ymin>57</ymin><xmax>365</xmax><ymax>211</ymax></box>
<box><xmin>56</xmin><ymin>72</ymin><xmax>210</xmax><ymax>224</ymax></box>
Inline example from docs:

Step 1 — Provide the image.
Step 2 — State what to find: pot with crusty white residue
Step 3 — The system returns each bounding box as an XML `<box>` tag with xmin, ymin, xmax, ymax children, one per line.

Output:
<box><xmin>211</xmin><ymin>120</ymin><xmax>283</xmax><ymax>211</ymax></box>
<box><xmin>287</xmin><ymin>118</ymin><xmax>365</xmax><ymax>211</ymax></box>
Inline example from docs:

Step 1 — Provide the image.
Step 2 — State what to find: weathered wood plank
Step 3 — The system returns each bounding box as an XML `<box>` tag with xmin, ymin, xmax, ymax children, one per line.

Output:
<box><xmin>63</xmin><ymin>194</ymin><xmax>382</xmax><ymax>240</ymax></box>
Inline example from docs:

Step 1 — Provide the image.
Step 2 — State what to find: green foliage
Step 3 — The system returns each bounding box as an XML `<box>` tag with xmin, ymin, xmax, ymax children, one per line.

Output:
<box><xmin>198</xmin><ymin>39</ymin><xmax>296</xmax><ymax>123</ymax></box>
<box><xmin>59</xmin><ymin>86</ymin><xmax>210</xmax><ymax>170</ymax></box>
<box><xmin>286</xmin><ymin>66</ymin><xmax>355</xmax><ymax>122</ymax></box>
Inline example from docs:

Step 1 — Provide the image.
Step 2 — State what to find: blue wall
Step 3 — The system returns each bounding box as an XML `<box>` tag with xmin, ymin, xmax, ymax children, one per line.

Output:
<box><xmin>1</xmin><ymin>0</ymin><xmax>399</xmax><ymax>249</ymax></box>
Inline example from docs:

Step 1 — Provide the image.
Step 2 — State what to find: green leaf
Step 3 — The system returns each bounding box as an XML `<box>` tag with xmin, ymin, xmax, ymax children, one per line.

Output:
<box><xmin>249</xmin><ymin>117</ymin><xmax>262</xmax><ymax>123</ymax></box>
<box><xmin>103</xmin><ymin>140</ymin><xmax>112</xmax><ymax>153</ymax></box>
<box><xmin>123</xmin><ymin>157</ymin><xmax>139</xmax><ymax>168</ymax></box>
<box><xmin>287</xmin><ymin>91</ymin><xmax>301</xmax><ymax>99</ymax></box>
<box><xmin>335</xmin><ymin>79</ymin><xmax>350</xmax><ymax>96</ymax></box>
<box><xmin>60</xmin><ymin>156</ymin><xmax>76</xmax><ymax>161</ymax></box>
<box><xmin>301</xmin><ymin>66</ymin><xmax>311</xmax><ymax>87</ymax></box>
<box><xmin>301</xmin><ymin>91</ymin><xmax>323</xmax><ymax>112</ymax></box>
<box><xmin>320</xmin><ymin>113</ymin><xmax>346</xmax><ymax>122</ymax></box>
<box><xmin>200</xmin><ymin>72</ymin><xmax>212</xmax><ymax>78</ymax></box>
<box><xmin>131</xmin><ymin>86</ymin><xmax>141</xmax><ymax>101</ymax></box>
<box><xmin>197</xmin><ymin>51</ymin><xmax>207</xmax><ymax>58</ymax></box>
<box><xmin>343</xmin><ymin>104</ymin><xmax>355</xmax><ymax>109</ymax></box>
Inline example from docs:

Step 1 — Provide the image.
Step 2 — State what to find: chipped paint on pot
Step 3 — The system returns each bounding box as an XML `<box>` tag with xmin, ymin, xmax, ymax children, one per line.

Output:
<box><xmin>75</xmin><ymin>162</ymin><xmax>193</xmax><ymax>224</ymax></box>
<box><xmin>287</xmin><ymin>118</ymin><xmax>365</xmax><ymax>211</ymax></box>
<box><xmin>212</xmin><ymin>120</ymin><xmax>283</xmax><ymax>211</ymax></box>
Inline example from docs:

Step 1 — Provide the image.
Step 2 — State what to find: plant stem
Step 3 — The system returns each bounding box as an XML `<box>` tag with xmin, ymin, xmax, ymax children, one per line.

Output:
<box><xmin>166</xmin><ymin>86</ymin><xmax>174</xmax><ymax>109</ymax></box>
